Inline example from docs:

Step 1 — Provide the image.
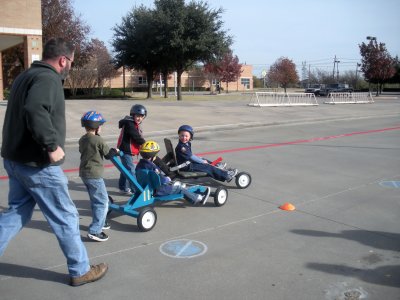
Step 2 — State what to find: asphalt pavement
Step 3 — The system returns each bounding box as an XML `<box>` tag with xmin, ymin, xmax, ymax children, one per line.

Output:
<box><xmin>0</xmin><ymin>93</ymin><xmax>399</xmax><ymax>299</ymax></box>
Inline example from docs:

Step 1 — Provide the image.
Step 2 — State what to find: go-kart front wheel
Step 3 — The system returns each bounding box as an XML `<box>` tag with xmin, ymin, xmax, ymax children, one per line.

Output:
<box><xmin>235</xmin><ymin>172</ymin><xmax>252</xmax><ymax>189</ymax></box>
<box><xmin>214</xmin><ymin>187</ymin><xmax>228</xmax><ymax>207</ymax></box>
<box><xmin>137</xmin><ymin>207</ymin><xmax>157</xmax><ymax>232</ymax></box>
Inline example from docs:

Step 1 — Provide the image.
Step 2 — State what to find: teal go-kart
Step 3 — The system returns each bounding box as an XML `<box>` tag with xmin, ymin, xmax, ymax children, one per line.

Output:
<box><xmin>107</xmin><ymin>151</ymin><xmax>228</xmax><ymax>232</ymax></box>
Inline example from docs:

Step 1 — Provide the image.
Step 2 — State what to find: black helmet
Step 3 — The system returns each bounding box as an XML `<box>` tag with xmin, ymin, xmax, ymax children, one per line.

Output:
<box><xmin>130</xmin><ymin>104</ymin><xmax>147</xmax><ymax>117</ymax></box>
<box><xmin>178</xmin><ymin>125</ymin><xmax>194</xmax><ymax>140</ymax></box>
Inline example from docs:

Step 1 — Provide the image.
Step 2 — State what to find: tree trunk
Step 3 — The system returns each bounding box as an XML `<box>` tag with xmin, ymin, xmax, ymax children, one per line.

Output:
<box><xmin>163</xmin><ymin>71</ymin><xmax>169</xmax><ymax>98</ymax></box>
<box><xmin>177</xmin><ymin>69</ymin><xmax>183</xmax><ymax>101</ymax></box>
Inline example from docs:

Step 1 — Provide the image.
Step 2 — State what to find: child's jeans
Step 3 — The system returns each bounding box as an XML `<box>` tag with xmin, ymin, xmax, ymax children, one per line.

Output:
<box><xmin>156</xmin><ymin>181</ymin><xmax>200</xmax><ymax>203</ymax></box>
<box><xmin>118</xmin><ymin>153</ymin><xmax>136</xmax><ymax>192</ymax></box>
<box><xmin>82</xmin><ymin>178</ymin><xmax>109</xmax><ymax>234</ymax></box>
<box><xmin>188</xmin><ymin>162</ymin><xmax>229</xmax><ymax>182</ymax></box>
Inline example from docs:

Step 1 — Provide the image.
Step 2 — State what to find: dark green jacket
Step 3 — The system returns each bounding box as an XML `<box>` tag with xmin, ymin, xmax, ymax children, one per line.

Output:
<box><xmin>1</xmin><ymin>61</ymin><xmax>66</xmax><ymax>167</ymax></box>
<box><xmin>79</xmin><ymin>133</ymin><xmax>110</xmax><ymax>178</ymax></box>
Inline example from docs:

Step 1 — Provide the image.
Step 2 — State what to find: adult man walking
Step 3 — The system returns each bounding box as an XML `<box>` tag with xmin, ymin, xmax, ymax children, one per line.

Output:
<box><xmin>0</xmin><ymin>38</ymin><xmax>108</xmax><ymax>286</ymax></box>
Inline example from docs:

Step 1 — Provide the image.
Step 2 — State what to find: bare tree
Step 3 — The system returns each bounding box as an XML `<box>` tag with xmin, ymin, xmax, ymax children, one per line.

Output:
<box><xmin>90</xmin><ymin>39</ymin><xmax>120</xmax><ymax>95</ymax></box>
<box><xmin>42</xmin><ymin>0</ymin><xmax>92</xmax><ymax>66</ymax></box>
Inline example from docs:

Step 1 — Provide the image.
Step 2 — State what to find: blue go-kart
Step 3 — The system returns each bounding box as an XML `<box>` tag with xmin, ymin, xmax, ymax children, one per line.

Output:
<box><xmin>107</xmin><ymin>152</ymin><xmax>228</xmax><ymax>232</ymax></box>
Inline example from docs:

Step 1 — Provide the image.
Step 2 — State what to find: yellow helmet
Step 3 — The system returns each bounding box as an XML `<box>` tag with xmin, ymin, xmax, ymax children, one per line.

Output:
<box><xmin>140</xmin><ymin>140</ymin><xmax>160</xmax><ymax>158</ymax></box>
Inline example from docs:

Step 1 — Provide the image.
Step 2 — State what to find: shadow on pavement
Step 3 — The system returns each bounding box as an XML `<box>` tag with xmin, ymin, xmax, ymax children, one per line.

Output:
<box><xmin>0</xmin><ymin>263</ymin><xmax>67</xmax><ymax>284</ymax></box>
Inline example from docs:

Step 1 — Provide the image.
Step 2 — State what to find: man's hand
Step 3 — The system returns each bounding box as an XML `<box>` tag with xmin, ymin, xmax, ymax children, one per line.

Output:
<box><xmin>48</xmin><ymin>146</ymin><xmax>65</xmax><ymax>163</ymax></box>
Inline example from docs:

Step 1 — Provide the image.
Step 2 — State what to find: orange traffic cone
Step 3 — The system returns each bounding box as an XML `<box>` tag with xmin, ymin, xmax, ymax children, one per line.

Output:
<box><xmin>279</xmin><ymin>202</ymin><xmax>296</xmax><ymax>211</ymax></box>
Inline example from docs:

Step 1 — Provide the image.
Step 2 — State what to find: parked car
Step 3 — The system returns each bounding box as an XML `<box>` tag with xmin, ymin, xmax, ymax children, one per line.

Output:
<box><xmin>319</xmin><ymin>83</ymin><xmax>353</xmax><ymax>96</ymax></box>
<box><xmin>304</xmin><ymin>84</ymin><xmax>323</xmax><ymax>96</ymax></box>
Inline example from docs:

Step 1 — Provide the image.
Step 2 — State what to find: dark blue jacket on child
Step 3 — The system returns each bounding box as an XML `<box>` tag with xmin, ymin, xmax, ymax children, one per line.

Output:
<box><xmin>175</xmin><ymin>140</ymin><xmax>229</xmax><ymax>182</ymax></box>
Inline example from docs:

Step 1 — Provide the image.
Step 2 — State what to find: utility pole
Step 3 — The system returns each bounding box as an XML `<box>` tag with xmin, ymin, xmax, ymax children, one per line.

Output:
<box><xmin>333</xmin><ymin>55</ymin><xmax>340</xmax><ymax>82</ymax></box>
<box><xmin>332</xmin><ymin>55</ymin><xmax>336</xmax><ymax>80</ymax></box>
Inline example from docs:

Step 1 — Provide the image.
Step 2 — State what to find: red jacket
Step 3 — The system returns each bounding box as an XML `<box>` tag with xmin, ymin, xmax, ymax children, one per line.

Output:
<box><xmin>117</xmin><ymin>116</ymin><xmax>145</xmax><ymax>156</ymax></box>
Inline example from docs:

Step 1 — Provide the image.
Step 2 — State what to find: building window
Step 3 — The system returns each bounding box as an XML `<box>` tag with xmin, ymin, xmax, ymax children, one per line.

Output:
<box><xmin>241</xmin><ymin>78</ymin><xmax>250</xmax><ymax>89</ymax></box>
<box><xmin>138</xmin><ymin>76</ymin><xmax>147</xmax><ymax>85</ymax></box>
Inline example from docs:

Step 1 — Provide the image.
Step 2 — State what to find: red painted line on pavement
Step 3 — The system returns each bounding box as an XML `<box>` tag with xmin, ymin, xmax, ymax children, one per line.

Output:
<box><xmin>1</xmin><ymin>126</ymin><xmax>399</xmax><ymax>181</ymax></box>
<box><xmin>197</xmin><ymin>126</ymin><xmax>400</xmax><ymax>156</ymax></box>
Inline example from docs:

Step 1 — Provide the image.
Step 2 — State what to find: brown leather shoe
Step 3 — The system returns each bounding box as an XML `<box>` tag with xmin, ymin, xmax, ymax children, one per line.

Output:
<box><xmin>70</xmin><ymin>263</ymin><xmax>108</xmax><ymax>286</ymax></box>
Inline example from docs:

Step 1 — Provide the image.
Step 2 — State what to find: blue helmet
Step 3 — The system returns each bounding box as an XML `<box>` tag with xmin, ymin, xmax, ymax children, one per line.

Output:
<box><xmin>81</xmin><ymin>111</ymin><xmax>106</xmax><ymax>129</ymax></box>
<box><xmin>178</xmin><ymin>125</ymin><xmax>194</xmax><ymax>140</ymax></box>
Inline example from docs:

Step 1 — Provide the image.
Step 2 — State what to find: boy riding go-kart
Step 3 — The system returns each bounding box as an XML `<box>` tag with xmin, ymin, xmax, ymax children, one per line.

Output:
<box><xmin>163</xmin><ymin>125</ymin><xmax>252</xmax><ymax>189</ymax></box>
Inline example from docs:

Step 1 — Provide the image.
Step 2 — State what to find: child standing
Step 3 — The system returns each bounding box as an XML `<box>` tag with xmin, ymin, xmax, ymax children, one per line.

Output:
<box><xmin>117</xmin><ymin>104</ymin><xmax>146</xmax><ymax>195</ymax></box>
<box><xmin>137</xmin><ymin>141</ymin><xmax>210</xmax><ymax>205</ymax></box>
<box><xmin>117</xmin><ymin>104</ymin><xmax>173</xmax><ymax>194</ymax></box>
<box><xmin>79</xmin><ymin>111</ymin><xmax>115</xmax><ymax>242</ymax></box>
<box><xmin>175</xmin><ymin>125</ymin><xmax>238</xmax><ymax>182</ymax></box>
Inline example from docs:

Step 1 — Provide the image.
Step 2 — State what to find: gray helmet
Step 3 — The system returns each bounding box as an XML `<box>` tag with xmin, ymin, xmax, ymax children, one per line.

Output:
<box><xmin>130</xmin><ymin>104</ymin><xmax>147</xmax><ymax>117</ymax></box>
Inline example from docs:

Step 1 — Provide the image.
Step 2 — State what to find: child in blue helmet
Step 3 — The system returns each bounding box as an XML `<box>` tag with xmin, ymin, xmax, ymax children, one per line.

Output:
<box><xmin>79</xmin><ymin>111</ymin><xmax>118</xmax><ymax>242</ymax></box>
<box><xmin>175</xmin><ymin>125</ymin><xmax>238</xmax><ymax>182</ymax></box>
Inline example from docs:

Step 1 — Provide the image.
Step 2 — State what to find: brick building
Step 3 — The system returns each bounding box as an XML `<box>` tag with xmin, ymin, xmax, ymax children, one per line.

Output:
<box><xmin>110</xmin><ymin>64</ymin><xmax>253</xmax><ymax>93</ymax></box>
<box><xmin>0</xmin><ymin>0</ymin><xmax>42</xmax><ymax>100</ymax></box>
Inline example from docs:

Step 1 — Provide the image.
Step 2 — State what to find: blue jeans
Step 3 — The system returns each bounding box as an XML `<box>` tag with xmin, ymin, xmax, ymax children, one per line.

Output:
<box><xmin>189</xmin><ymin>162</ymin><xmax>229</xmax><ymax>182</ymax></box>
<box><xmin>0</xmin><ymin>159</ymin><xmax>90</xmax><ymax>277</ymax></box>
<box><xmin>81</xmin><ymin>178</ymin><xmax>108</xmax><ymax>234</ymax></box>
<box><xmin>118</xmin><ymin>154</ymin><xmax>136</xmax><ymax>191</ymax></box>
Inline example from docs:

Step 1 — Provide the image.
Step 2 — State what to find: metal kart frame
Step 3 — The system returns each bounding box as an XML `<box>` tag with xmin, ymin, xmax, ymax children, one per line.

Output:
<box><xmin>162</xmin><ymin>138</ymin><xmax>252</xmax><ymax>189</ymax></box>
<box><xmin>108</xmin><ymin>152</ymin><xmax>228</xmax><ymax>232</ymax></box>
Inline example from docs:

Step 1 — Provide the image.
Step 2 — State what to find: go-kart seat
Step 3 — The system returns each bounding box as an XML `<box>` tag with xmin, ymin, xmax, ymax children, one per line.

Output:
<box><xmin>163</xmin><ymin>138</ymin><xmax>208</xmax><ymax>179</ymax></box>
<box><xmin>136</xmin><ymin>169</ymin><xmax>162</xmax><ymax>191</ymax></box>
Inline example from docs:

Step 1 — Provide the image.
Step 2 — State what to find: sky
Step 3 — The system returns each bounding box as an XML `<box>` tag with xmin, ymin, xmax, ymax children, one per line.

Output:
<box><xmin>72</xmin><ymin>0</ymin><xmax>400</xmax><ymax>77</ymax></box>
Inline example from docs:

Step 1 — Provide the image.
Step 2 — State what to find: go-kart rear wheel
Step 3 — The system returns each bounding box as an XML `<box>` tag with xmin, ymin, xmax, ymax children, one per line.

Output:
<box><xmin>214</xmin><ymin>187</ymin><xmax>228</xmax><ymax>207</ymax></box>
<box><xmin>235</xmin><ymin>172</ymin><xmax>252</xmax><ymax>189</ymax></box>
<box><xmin>137</xmin><ymin>207</ymin><xmax>157</xmax><ymax>232</ymax></box>
<box><xmin>107</xmin><ymin>195</ymin><xmax>114</xmax><ymax>216</ymax></box>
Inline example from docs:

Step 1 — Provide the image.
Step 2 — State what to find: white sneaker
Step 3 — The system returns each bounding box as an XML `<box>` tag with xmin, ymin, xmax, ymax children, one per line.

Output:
<box><xmin>193</xmin><ymin>195</ymin><xmax>203</xmax><ymax>205</ymax></box>
<box><xmin>226</xmin><ymin>169</ymin><xmax>238</xmax><ymax>182</ymax></box>
<box><xmin>119</xmin><ymin>188</ymin><xmax>133</xmax><ymax>195</ymax></box>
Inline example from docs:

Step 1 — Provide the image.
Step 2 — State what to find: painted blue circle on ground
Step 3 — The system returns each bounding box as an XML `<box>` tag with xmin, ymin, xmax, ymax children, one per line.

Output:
<box><xmin>160</xmin><ymin>239</ymin><xmax>207</xmax><ymax>258</ymax></box>
<box><xmin>379</xmin><ymin>181</ymin><xmax>400</xmax><ymax>189</ymax></box>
